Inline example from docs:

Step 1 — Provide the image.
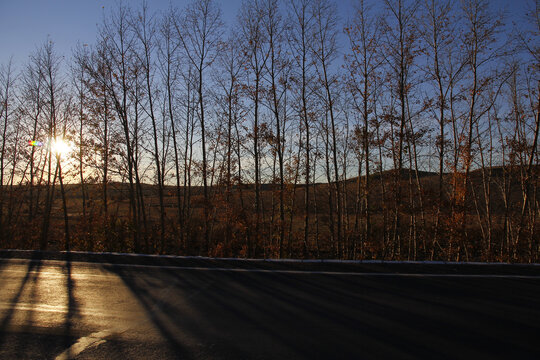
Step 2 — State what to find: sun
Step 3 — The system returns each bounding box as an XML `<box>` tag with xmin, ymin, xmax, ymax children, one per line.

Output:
<box><xmin>50</xmin><ymin>137</ymin><xmax>72</xmax><ymax>157</ymax></box>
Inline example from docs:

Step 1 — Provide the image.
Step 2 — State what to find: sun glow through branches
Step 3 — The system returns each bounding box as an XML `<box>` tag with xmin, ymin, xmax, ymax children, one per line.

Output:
<box><xmin>50</xmin><ymin>138</ymin><xmax>72</xmax><ymax>157</ymax></box>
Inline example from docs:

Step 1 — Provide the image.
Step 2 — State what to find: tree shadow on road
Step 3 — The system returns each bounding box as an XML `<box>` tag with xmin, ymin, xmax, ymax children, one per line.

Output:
<box><xmin>327</xmin><ymin>273</ymin><xmax>540</xmax><ymax>358</ymax></box>
<box><xmin>0</xmin><ymin>252</ymin><xmax>46</xmax><ymax>360</ymax></box>
<box><xmin>0</xmin><ymin>252</ymin><xmax>81</xmax><ymax>359</ymax></box>
<box><xmin>62</xmin><ymin>251</ymin><xmax>80</xmax><ymax>356</ymax></box>
<box><xmin>104</xmin><ymin>265</ymin><xmax>201</xmax><ymax>360</ymax></box>
<box><xmin>198</xmin><ymin>270</ymin><xmax>444</xmax><ymax>358</ymax></box>
<box><xmin>0</xmin><ymin>252</ymin><xmax>43</xmax><ymax>347</ymax></box>
<box><xmin>104</xmin><ymin>264</ymin><xmax>540</xmax><ymax>359</ymax></box>
<box><xmin>104</xmin><ymin>265</ymin><xmax>443</xmax><ymax>359</ymax></box>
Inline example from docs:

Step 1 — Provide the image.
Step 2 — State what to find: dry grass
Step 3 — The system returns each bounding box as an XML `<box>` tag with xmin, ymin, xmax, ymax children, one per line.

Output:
<box><xmin>1</xmin><ymin>166</ymin><xmax>538</xmax><ymax>262</ymax></box>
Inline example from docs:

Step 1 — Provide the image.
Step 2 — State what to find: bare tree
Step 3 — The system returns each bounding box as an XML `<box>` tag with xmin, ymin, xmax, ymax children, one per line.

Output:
<box><xmin>261</xmin><ymin>0</ymin><xmax>290</xmax><ymax>257</ymax></box>
<box><xmin>458</xmin><ymin>0</ymin><xmax>503</xmax><ymax>261</ymax></box>
<box><xmin>79</xmin><ymin>39</ymin><xmax>117</xmax><ymax>220</ymax></box>
<box><xmin>381</xmin><ymin>0</ymin><xmax>419</xmax><ymax>259</ymax></box>
<box><xmin>30</xmin><ymin>39</ymin><xmax>65</xmax><ymax>250</ymax></box>
<box><xmin>420</xmin><ymin>0</ymin><xmax>467</xmax><ymax>258</ymax></box>
<box><xmin>132</xmin><ymin>2</ymin><xmax>167</xmax><ymax>252</ymax></box>
<box><xmin>158</xmin><ymin>9</ymin><xmax>183</xmax><ymax>240</ymax></box>
<box><xmin>345</xmin><ymin>0</ymin><xmax>384</xmax><ymax>258</ymax></box>
<box><xmin>288</xmin><ymin>0</ymin><xmax>316</xmax><ymax>257</ymax></box>
<box><xmin>214</xmin><ymin>30</ymin><xmax>248</xmax><ymax>249</ymax></box>
<box><xmin>71</xmin><ymin>45</ymin><xmax>90</xmax><ymax>221</ymax></box>
<box><xmin>311</xmin><ymin>0</ymin><xmax>342</xmax><ymax>257</ymax></box>
<box><xmin>19</xmin><ymin>57</ymin><xmax>45</xmax><ymax>224</ymax></box>
<box><xmin>238</xmin><ymin>0</ymin><xmax>270</xmax><ymax>257</ymax></box>
<box><xmin>0</xmin><ymin>59</ymin><xmax>16</xmax><ymax>243</ymax></box>
<box><xmin>514</xmin><ymin>0</ymin><xmax>539</xmax><ymax>260</ymax></box>
<box><xmin>175</xmin><ymin>0</ymin><xmax>223</xmax><ymax>254</ymax></box>
<box><xmin>97</xmin><ymin>3</ymin><xmax>143</xmax><ymax>252</ymax></box>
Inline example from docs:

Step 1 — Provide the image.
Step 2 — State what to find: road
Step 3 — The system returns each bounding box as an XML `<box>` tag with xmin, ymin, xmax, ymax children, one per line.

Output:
<box><xmin>1</xmin><ymin>253</ymin><xmax>539</xmax><ymax>359</ymax></box>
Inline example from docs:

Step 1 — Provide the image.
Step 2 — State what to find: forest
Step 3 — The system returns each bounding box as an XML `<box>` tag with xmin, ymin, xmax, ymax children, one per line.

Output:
<box><xmin>0</xmin><ymin>0</ymin><xmax>538</xmax><ymax>262</ymax></box>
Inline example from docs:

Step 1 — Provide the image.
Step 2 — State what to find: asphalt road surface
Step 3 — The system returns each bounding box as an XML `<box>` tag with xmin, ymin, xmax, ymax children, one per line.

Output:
<box><xmin>1</xmin><ymin>252</ymin><xmax>539</xmax><ymax>359</ymax></box>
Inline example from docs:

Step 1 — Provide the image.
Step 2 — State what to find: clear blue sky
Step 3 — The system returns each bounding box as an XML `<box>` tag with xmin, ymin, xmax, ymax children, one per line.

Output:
<box><xmin>0</xmin><ymin>0</ymin><xmax>246</xmax><ymax>69</ymax></box>
<box><xmin>0</xmin><ymin>0</ymin><xmax>532</xmax><ymax>71</ymax></box>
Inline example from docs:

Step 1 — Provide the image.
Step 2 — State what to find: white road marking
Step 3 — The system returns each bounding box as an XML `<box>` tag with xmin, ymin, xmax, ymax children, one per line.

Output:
<box><xmin>55</xmin><ymin>330</ymin><xmax>111</xmax><ymax>360</ymax></box>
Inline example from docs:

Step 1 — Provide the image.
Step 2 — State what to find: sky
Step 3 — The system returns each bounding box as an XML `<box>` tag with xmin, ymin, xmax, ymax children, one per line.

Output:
<box><xmin>0</xmin><ymin>0</ymin><xmax>245</xmax><ymax>69</ymax></box>
<box><xmin>0</xmin><ymin>0</ymin><xmax>533</xmax><ymax>71</ymax></box>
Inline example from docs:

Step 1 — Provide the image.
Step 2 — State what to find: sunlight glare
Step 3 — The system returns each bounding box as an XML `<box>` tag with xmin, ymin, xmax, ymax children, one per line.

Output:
<box><xmin>51</xmin><ymin>138</ymin><xmax>72</xmax><ymax>157</ymax></box>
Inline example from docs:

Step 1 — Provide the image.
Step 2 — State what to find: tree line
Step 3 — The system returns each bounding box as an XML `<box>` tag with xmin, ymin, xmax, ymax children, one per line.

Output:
<box><xmin>0</xmin><ymin>0</ymin><xmax>538</xmax><ymax>262</ymax></box>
